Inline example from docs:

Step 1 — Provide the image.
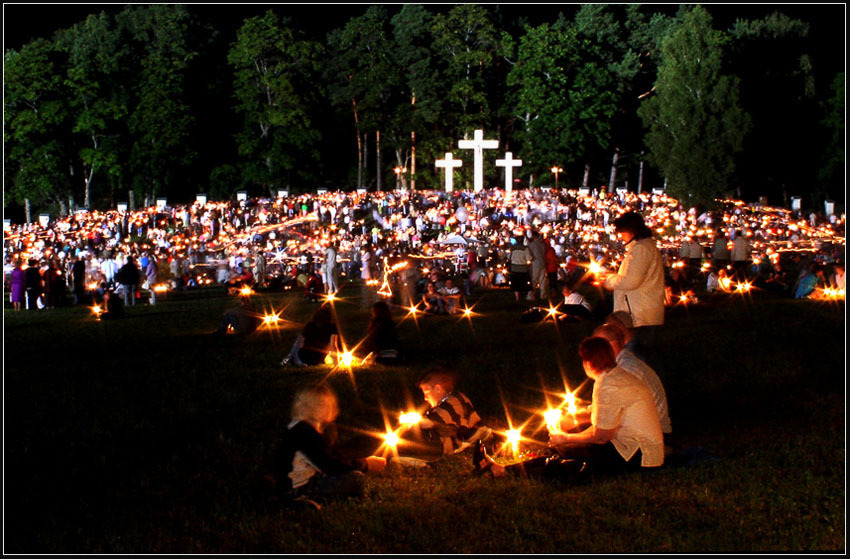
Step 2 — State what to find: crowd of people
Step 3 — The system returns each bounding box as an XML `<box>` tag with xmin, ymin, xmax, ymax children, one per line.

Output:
<box><xmin>3</xmin><ymin>188</ymin><xmax>845</xmax><ymax>313</ymax></box>
<box><xmin>3</xmin><ymin>188</ymin><xmax>845</xmax><ymax>510</ymax></box>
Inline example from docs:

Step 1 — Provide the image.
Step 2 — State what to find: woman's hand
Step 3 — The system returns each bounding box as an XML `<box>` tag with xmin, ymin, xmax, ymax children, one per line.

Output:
<box><xmin>548</xmin><ymin>433</ymin><xmax>569</xmax><ymax>447</ymax></box>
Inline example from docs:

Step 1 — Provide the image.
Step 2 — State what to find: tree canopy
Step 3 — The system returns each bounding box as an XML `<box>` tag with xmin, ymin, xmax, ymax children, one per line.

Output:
<box><xmin>3</xmin><ymin>4</ymin><xmax>844</xmax><ymax>220</ymax></box>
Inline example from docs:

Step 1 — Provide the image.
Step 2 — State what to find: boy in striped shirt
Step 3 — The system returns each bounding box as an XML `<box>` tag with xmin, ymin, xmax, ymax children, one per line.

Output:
<box><xmin>418</xmin><ymin>367</ymin><xmax>491</xmax><ymax>454</ymax></box>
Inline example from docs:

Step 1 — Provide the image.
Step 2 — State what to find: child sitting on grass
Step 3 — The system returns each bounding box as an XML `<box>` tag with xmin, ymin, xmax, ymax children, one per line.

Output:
<box><xmin>417</xmin><ymin>367</ymin><xmax>492</xmax><ymax>455</ymax></box>
<box><xmin>273</xmin><ymin>383</ymin><xmax>386</xmax><ymax>509</ymax></box>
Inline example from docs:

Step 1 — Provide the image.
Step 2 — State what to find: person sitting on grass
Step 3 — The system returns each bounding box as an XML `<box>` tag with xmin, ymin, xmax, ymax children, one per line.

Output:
<box><xmin>272</xmin><ymin>383</ymin><xmax>386</xmax><ymax>510</ymax></box>
<box><xmin>592</xmin><ymin>324</ymin><xmax>672</xmax><ymax>439</ymax></box>
<box><xmin>356</xmin><ymin>301</ymin><xmax>401</xmax><ymax>365</ymax></box>
<box><xmin>438</xmin><ymin>278</ymin><xmax>462</xmax><ymax>314</ymax></box>
<box><xmin>417</xmin><ymin>367</ymin><xmax>492</xmax><ymax>455</ymax></box>
<box><xmin>99</xmin><ymin>289</ymin><xmax>125</xmax><ymax>320</ymax></box>
<box><xmin>557</xmin><ymin>281</ymin><xmax>593</xmax><ymax>320</ymax></box>
<box><xmin>214</xmin><ymin>295</ymin><xmax>260</xmax><ymax>335</ymax></box>
<box><xmin>282</xmin><ymin>305</ymin><xmax>341</xmax><ymax>366</ymax></box>
<box><xmin>421</xmin><ymin>281</ymin><xmax>447</xmax><ymax>315</ymax></box>
<box><xmin>473</xmin><ymin>336</ymin><xmax>664</xmax><ymax>479</ymax></box>
<box><xmin>304</xmin><ymin>269</ymin><xmax>323</xmax><ymax>303</ymax></box>
<box><xmin>794</xmin><ymin>263</ymin><xmax>826</xmax><ymax>299</ymax></box>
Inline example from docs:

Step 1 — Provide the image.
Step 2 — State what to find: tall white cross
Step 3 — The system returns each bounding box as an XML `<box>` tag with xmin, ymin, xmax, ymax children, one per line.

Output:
<box><xmin>458</xmin><ymin>129</ymin><xmax>499</xmax><ymax>193</ymax></box>
<box><xmin>435</xmin><ymin>152</ymin><xmax>463</xmax><ymax>193</ymax></box>
<box><xmin>495</xmin><ymin>151</ymin><xmax>523</xmax><ymax>198</ymax></box>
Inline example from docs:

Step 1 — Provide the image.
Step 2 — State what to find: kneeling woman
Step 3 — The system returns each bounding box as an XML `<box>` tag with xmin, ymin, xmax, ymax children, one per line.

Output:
<box><xmin>475</xmin><ymin>336</ymin><xmax>664</xmax><ymax>479</ymax></box>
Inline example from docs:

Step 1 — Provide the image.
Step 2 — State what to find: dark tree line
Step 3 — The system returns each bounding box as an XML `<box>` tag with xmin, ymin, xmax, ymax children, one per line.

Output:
<box><xmin>4</xmin><ymin>4</ymin><xmax>844</xmax><ymax>222</ymax></box>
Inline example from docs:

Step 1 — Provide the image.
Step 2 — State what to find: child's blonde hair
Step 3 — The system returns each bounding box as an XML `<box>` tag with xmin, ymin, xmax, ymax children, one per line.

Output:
<box><xmin>291</xmin><ymin>383</ymin><xmax>339</xmax><ymax>427</ymax></box>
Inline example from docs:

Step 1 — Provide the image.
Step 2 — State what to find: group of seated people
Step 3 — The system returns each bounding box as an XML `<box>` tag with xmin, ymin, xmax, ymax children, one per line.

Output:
<box><xmin>271</xmin><ymin>307</ymin><xmax>672</xmax><ymax>509</ymax></box>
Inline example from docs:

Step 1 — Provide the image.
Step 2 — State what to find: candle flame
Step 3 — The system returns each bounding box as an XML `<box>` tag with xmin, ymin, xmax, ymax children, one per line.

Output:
<box><xmin>398</xmin><ymin>412</ymin><xmax>422</xmax><ymax>426</ymax></box>
<box><xmin>239</xmin><ymin>286</ymin><xmax>253</xmax><ymax>296</ymax></box>
<box><xmin>384</xmin><ymin>431</ymin><xmax>400</xmax><ymax>447</ymax></box>
<box><xmin>543</xmin><ymin>408</ymin><xmax>563</xmax><ymax>434</ymax></box>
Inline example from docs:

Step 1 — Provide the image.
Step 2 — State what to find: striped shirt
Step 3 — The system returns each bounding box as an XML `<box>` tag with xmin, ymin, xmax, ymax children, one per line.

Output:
<box><xmin>424</xmin><ymin>392</ymin><xmax>482</xmax><ymax>450</ymax></box>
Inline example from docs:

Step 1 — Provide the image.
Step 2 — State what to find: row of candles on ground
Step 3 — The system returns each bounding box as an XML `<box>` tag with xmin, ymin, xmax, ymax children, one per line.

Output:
<box><xmin>376</xmin><ymin>389</ymin><xmax>587</xmax><ymax>460</ymax></box>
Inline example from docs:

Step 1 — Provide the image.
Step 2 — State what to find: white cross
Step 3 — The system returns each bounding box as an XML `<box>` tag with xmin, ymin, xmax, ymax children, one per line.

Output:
<box><xmin>458</xmin><ymin>129</ymin><xmax>499</xmax><ymax>193</ymax></box>
<box><xmin>435</xmin><ymin>152</ymin><xmax>463</xmax><ymax>193</ymax></box>
<box><xmin>495</xmin><ymin>151</ymin><xmax>523</xmax><ymax>198</ymax></box>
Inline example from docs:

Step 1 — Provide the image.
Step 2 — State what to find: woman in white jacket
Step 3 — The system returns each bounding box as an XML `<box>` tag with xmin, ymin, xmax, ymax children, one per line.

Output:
<box><xmin>602</xmin><ymin>212</ymin><xmax>665</xmax><ymax>362</ymax></box>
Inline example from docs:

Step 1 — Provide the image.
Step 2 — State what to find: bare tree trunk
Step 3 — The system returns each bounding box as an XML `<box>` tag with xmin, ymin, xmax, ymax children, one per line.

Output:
<box><xmin>608</xmin><ymin>148</ymin><xmax>620</xmax><ymax>194</ymax></box>
<box><xmin>376</xmin><ymin>130</ymin><xmax>382</xmax><ymax>191</ymax></box>
<box><xmin>364</xmin><ymin>131</ymin><xmax>369</xmax><ymax>189</ymax></box>
<box><xmin>637</xmin><ymin>152</ymin><xmax>645</xmax><ymax>194</ymax></box>
<box><xmin>69</xmin><ymin>195</ymin><xmax>76</xmax><ymax>214</ymax></box>
<box><xmin>25</xmin><ymin>198</ymin><xmax>32</xmax><ymax>224</ymax></box>
<box><xmin>582</xmin><ymin>163</ymin><xmax>591</xmax><ymax>190</ymax></box>
<box><xmin>356</xmin><ymin>130</ymin><xmax>363</xmax><ymax>190</ymax></box>
<box><xmin>411</xmin><ymin>130</ymin><xmax>416</xmax><ymax>191</ymax></box>
<box><xmin>59</xmin><ymin>200</ymin><xmax>68</xmax><ymax>217</ymax></box>
<box><xmin>129</xmin><ymin>190</ymin><xmax>136</xmax><ymax>211</ymax></box>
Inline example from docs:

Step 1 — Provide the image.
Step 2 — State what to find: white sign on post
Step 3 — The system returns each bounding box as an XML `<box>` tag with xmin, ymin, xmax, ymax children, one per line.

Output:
<box><xmin>357</xmin><ymin>188</ymin><xmax>367</xmax><ymax>195</ymax></box>
<box><xmin>578</xmin><ymin>188</ymin><xmax>591</xmax><ymax>197</ymax></box>
<box><xmin>652</xmin><ymin>188</ymin><xmax>665</xmax><ymax>196</ymax></box>
<box><xmin>791</xmin><ymin>197</ymin><xmax>802</xmax><ymax>211</ymax></box>
<box><xmin>435</xmin><ymin>152</ymin><xmax>463</xmax><ymax>193</ymax></box>
<box><xmin>237</xmin><ymin>191</ymin><xmax>247</xmax><ymax>202</ymax></box>
<box><xmin>75</xmin><ymin>207</ymin><xmax>89</xmax><ymax>215</ymax></box>
<box><xmin>495</xmin><ymin>152</ymin><xmax>522</xmax><ymax>198</ymax></box>
<box><xmin>824</xmin><ymin>200</ymin><xmax>835</xmax><ymax>215</ymax></box>
<box><xmin>458</xmin><ymin>129</ymin><xmax>498</xmax><ymax>193</ymax></box>
<box><xmin>196</xmin><ymin>194</ymin><xmax>207</xmax><ymax>206</ymax></box>
<box><xmin>117</xmin><ymin>203</ymin><xmax>128</xmax><ymax>213</ymax></box>
<box><xmin>156</xmin><ymin>198</ymin><xmax>167</xmax><ymax>210</ymax></box>
<box><xmin>317</xmin><ymin>189</ymin><xmax>327</xmax><ymax>195</ymax></box>
<box><xmin>277</xmin><ymin>189</ymin><xmax>289</xmax><ymax>199</ymax></box>
<box><xmin>39</xmin><ymin>214</ymin><xmax>50</xmax><ymax>228</ymax></box>
<box><xmin>616</xmin><ymin>187</ymin><xmax>628</xmax><ymax>200</ymax></box>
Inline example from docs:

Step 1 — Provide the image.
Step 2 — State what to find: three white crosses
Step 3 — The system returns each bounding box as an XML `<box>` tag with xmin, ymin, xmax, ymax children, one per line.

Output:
<box><xmin>435</xmin><ymin>129</ymin><xmax>522</xmax><ymax>195</ymax></box>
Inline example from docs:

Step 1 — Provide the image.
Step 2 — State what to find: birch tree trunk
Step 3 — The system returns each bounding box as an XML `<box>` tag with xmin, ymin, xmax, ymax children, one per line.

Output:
<box><xmin>69</xmin><ymin>195</ymin><xmax>76</xmax><ymax>214</ymax></box>
<box><xmin>638</xmin><ymin>152</ymin><xmax>645</xmax><ymax>194</ymax></box>
<box><xmin>411</xmin><ymin>130</ymin><xmax>416</xmax><ymax>191</ymax></box>
<box><xmin>582</xmin><ymin>163</ymin><xmax>591</xmax><ymax>190</ymax></box>
<box><xmin>376</xmin><ymin>130</ymin><xmax>382</xmax><ymax>191</ymax></box>
<box><xmin>608</xmin><ymin>147</ymin><xmax>620</xmax><ymax>194</ymax></box>
<box><xmin>25</xmin><ymin>198</ymin><xmax>32</xmax><ymax>224</ymax></box>
<box><xmin>129</xmin><ymin>190</ymin><xmax>136</xmax><ymax>211</ymax></box>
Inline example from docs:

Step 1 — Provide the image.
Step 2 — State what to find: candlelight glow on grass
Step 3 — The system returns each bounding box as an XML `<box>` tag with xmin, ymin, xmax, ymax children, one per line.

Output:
<box><xmin>262</xmin><ymin>311</ymin><xmax>282</xmax><ymax>326</ymax></box>
<box><xmin>239</xmin><ymin>286</ymin><xmax>254</xmax><ymax>296</ymax></box>
<box><xmin>153</xmin><ymin>283</ymin><xmax>169</xmax><ymax>293</ymax></box>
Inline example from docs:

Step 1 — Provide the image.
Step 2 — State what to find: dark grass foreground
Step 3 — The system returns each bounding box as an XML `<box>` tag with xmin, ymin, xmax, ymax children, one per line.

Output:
<box><xmin>3</xmin><ymin>284</ymin><xmax>845</xmax><ymax>553</ymax></box>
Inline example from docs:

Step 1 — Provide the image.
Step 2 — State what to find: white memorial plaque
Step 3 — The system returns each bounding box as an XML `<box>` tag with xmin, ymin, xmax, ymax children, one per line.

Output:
<box><xmin>458</xmin><ymin>129</ymin><xmax>498</xmax><ymax>193</ymax></box>
<box><xmin>824</xmin><ymin>200</ymin><xmax>835</xmax><ymax>215</ymax></box>
<box><xmin>196</xmin><ymin>194</ymin><xmax>207</xmax><ymax>206</ymax></box>
<box><xmin>39</xmin><ymin>214</ymin><xmax>50</xmax><ymax>228</ymax></box>
<box><xmin>791</xmin><ymin>197</ymin><xmax>802</xmax><ymax>211</ymax></box>
<box><xmin>117</xmin><ymin>203</ymin><xmax>128</xmax><ymax>212</ymax></box>
<box><xmin>156</xmin><ymin>198</ymin><xmax>167</xmax><ymax>210</ymax></box>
